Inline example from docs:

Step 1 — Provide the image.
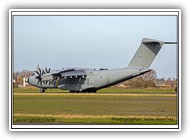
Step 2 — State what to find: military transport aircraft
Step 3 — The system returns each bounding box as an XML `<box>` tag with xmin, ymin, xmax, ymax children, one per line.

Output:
<box><xmin>28</xmin><ymin>38</ymin><xmax>177</xmax><ymax>93</ymax></box>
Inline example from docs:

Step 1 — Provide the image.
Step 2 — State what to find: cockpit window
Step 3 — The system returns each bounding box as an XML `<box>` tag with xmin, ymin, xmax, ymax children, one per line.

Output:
<box><xmin>31</xmin><ymin>73</ymin><xmax>35</xmax><ymax>76</ymax></box>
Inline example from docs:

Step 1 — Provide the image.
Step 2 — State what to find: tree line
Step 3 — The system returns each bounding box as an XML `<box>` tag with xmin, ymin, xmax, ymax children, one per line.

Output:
<box><xmin>118</xmin><ymin>70</ymin><xmax>177</xmax><ymax>88</ymax></box>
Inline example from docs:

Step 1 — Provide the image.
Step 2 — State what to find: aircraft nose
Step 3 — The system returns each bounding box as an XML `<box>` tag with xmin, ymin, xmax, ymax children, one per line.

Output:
<box><xmin>28</xmin><ymin>75</ymin><xmax>35</xmax><ymax>86</ymax></box>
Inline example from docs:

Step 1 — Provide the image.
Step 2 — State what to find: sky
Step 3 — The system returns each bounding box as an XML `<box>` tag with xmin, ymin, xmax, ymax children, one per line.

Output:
<box><xmin>13</xmin><ymin>14</ymin><xmax>178</xmax><ymax>78</ymax></box>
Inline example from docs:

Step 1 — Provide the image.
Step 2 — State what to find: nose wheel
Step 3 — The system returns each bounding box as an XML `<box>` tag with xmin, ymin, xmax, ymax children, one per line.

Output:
<box><xmin>39</xmin><ymin>88</ymin><xmax>45</xmax><ymax>93</ymax></box>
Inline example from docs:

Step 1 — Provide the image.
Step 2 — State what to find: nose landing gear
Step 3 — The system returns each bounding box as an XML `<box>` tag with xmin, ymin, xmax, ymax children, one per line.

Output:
<box><xmin>39</xmin><ymin>88</ymin><xmax>45</xmax><ymax>93</ymax></box>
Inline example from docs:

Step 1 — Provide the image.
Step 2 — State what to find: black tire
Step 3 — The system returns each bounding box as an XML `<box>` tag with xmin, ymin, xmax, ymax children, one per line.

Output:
<box><xmin>40</xmin><ymin>88</ymin><xmax>45</xmax><ymax>93</ymax></box>
<box><xmin>82</xmin><ymin>89</ymin><xmax>97</xmax><ymax>93</ymax></box>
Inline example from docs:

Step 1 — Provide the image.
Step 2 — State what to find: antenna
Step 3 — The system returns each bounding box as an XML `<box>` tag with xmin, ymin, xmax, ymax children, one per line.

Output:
<box><xmin>37</xmin><ymin>63</ymin><xmax>40</xmax><ymax>69</ymax></box>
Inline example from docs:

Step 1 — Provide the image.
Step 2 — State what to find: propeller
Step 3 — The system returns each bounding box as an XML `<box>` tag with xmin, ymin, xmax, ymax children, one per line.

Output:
<box><xmin>35</xmin><ymin>67</ymin><xmax>51</xmax><ymax>86</ymax></box>
<box><xmin>45</xmin><ymin>67</ymin><xmax>51</xmax><ymax>73</ymax></box>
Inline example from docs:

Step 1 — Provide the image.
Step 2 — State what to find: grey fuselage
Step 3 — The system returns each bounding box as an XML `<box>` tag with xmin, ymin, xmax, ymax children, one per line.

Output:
<box><xmin>28</xmin><ymin>67</ymin><xmax>150</xmax><ymax>92</ymax></box>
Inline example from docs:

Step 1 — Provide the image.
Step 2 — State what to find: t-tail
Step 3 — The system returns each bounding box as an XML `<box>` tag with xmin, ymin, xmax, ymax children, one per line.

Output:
<box><xmin>128</xmin><ymin>38</ymin><xmax>177</xmax><ymax>69</ymax></box>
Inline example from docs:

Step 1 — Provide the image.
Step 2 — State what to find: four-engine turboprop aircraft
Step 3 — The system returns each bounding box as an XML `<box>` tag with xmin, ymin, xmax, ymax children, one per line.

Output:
<box><xmin>28</xmin><ymin>38</ymin><xmax>177</xmax><ymax>93</ymax></box>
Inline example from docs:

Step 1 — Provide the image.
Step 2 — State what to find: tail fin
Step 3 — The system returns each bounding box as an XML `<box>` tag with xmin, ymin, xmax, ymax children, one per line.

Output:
<box><xmin>128</xmin><ymin>38</ymin><xmax>165</xmax><ymax>69</ymax></box>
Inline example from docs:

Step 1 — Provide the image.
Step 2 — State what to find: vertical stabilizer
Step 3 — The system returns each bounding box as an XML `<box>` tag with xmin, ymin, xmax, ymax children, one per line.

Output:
<box><xmin>128</xmin><ymin>38</ymin><xmax>165</xmax><ymax>69</ymax></box>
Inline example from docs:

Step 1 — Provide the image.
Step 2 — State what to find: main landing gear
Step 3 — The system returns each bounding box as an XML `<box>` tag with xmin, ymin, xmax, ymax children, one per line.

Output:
<box><xmin>69</xmin><ymin>89</ymin><xmax>97</xmax><ymax>93</ymax></box>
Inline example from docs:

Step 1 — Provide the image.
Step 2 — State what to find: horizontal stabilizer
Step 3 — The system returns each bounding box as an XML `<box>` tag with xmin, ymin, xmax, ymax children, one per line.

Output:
<box><xmin>164</xmin><ymin>42</ymin><xmax>177</xmax><ymax>44</ymax></box>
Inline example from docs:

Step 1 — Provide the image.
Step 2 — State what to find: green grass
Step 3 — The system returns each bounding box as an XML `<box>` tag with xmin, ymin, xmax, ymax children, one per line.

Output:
<box><xmin>13</xmin><ymin>87</ymin><xmax>176</xmax><ymax>94</ymax></box>
<box><xmin>99</xmin><ymin>88</ymin><xmax>176</xmax><ymax>94</ymax></box>
<box><xmin>13</xmin><ymin>88</ymin><xmax>69</xmax><ymax>93</ymax></box>
<box><xmin>13</xmin><ymin>93</ymin><xmax>177</xmax><ymax>125</ymax></box>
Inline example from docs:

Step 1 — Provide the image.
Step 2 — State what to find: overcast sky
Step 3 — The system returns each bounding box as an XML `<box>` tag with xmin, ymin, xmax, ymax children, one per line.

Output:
<box><xmin>13</xmin><ymin>15</ymin><xmax>178</xmax><ymax>78</ymax></box>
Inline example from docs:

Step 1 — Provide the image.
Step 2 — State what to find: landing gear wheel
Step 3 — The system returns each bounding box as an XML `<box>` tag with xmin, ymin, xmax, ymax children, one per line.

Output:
<box><xmin>70</xmin><ymin>90</ymin><xmax>80</xmax><ymax>93</ymax></box>
<box><xmin>81</xmin><ymin>89</ymin><xmax>97</xmax><ymax>93</ymax></box>
<box><xmin>39</xmin><ymin>88</ymin><xmax>45</xmax><ymax>93</ymax></box>
<box><xmin>91</xmin><ymin>89</ymin><xmax>97</xmax><ymax>93</ymax></box>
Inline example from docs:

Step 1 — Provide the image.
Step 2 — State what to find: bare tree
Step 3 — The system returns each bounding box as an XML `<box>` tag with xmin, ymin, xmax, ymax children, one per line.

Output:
<box><xmin>126</xmin><ymin>70</ymin><xmax>157</xmax><ymax>88</ymax></box>
<box><xmin>13</xmin><ymin>69</ymin><xmax>32</xmax><ymax>88</ymax></box>
<box><xmin>21</xmin><ymin>69</ymin><xmax>32</xmax><ymax>77</ymax></box>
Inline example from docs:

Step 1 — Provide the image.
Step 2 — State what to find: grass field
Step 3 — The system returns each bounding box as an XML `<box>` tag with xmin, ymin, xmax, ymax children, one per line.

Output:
<box><xmin>12</xmin><ymin>88</ymin><xmax>178</xmax><ymax>125</ymax></box>
<box><xmin>13</xmin><ymin>87</ymin><xmax>176</xmax><ymax>94</ymax></box>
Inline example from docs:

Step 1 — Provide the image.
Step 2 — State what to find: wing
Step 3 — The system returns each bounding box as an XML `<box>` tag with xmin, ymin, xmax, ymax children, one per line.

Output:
<box><xmin>41</xmin><ymin>68</ymin><xmax>86</xmax><ymax>81</ymax></box>
<box><xmin>51</xmin><ymin>68</ymin><xmax>75</xmax><ymax>76</ymax></box>
<box><xmin>61</xmin><ymin>70</ymin><xmax>86</xmax><ymax>77</ymax></box>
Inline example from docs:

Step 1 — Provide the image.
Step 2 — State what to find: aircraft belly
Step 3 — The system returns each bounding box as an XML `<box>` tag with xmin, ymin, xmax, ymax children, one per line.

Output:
<box><xmin>108</xmin><ymin>70</ymin><xmax>138</xmax><ymax>83</ymax></box>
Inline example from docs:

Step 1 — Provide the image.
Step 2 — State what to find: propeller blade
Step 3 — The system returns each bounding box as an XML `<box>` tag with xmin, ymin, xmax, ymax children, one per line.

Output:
<box><xmin>48</xmin><ymin>68</ymin><xmax>51</xmax><ymax>73</ymax></box>
<box><xmin>45</xmin><ymin>67</ymin><xmax>47</xmax><ymax>73</ymax></box>
<box><xmin>38</xmin><ymin>68</ymin><xmax>41</xmax><ymax>75</ymax></box>
<box><xmin>45</xmin><ymin>67</ymin><xmax>51</xmax><ymax>73</ymax></box>
<box><xmin>35</xmin><ymin>70</ymin><xmax>40</xmax><ymax>76</ymax></box>
<box><xmin>42</xmin><ymin>69</ymin><xmax>45</xmax><ymax>75</ymax></box>
<box><xmin>37</xmin><ymin>79</ymin><xmax>42</xmax><ymax>87</ymax></box>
